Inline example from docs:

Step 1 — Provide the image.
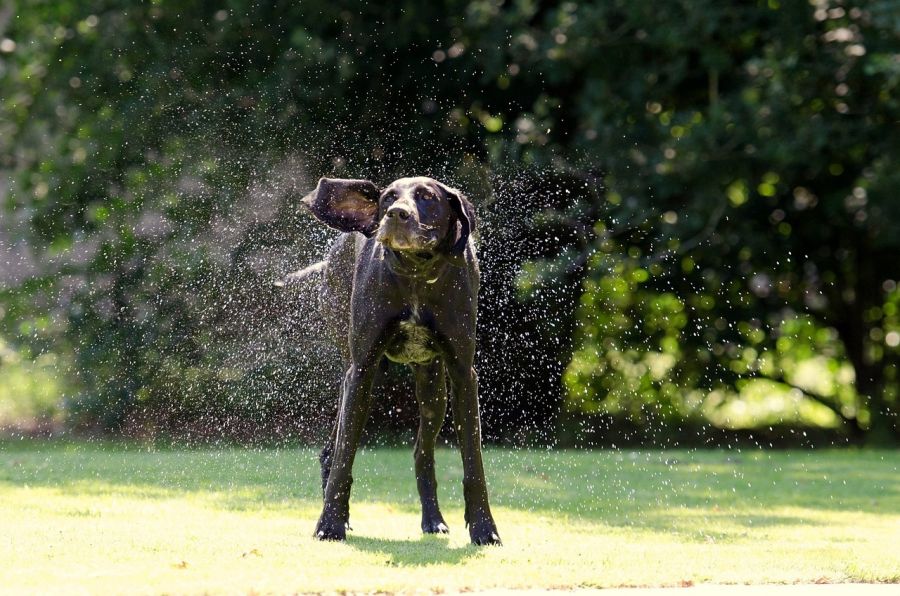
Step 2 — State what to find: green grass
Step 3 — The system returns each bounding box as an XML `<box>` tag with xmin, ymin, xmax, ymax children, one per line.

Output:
<box><xmin>1</xmin><ymin>442</ymin><xmax>898</xmax><ymax>593</ymax></box>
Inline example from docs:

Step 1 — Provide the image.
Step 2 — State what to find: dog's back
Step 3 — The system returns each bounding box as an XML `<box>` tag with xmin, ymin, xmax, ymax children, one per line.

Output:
<box><xmin>318</xmin><ymin>233</ymin><xmax>358</xmax><ymax>361</ymax></box>
<box><xmin>275</xmin><ymin>232</ymin><xmax>357</xmax><ymax>361</ymax></box>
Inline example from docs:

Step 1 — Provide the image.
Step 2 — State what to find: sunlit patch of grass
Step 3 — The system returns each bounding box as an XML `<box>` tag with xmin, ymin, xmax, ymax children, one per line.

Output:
<box><xmin>1</xmin><ymin>443</ymin><xmax>898</xmax><ymax>593</ymax></box>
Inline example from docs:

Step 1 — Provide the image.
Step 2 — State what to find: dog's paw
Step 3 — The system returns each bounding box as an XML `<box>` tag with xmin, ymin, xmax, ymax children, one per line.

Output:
<box><xmin>469</xmin><ymin>519</ymin><xmax>501</xmax><ymax>546</ymax></box>
<box><xmin>314</xmin><ymin>517</ymin><xmax>348</xmax><ymax>541</ymax></box>
<box><xmin>422</xmin><ymin>518</ymin><xmax>450</xmax><ymax>534</ymax></box>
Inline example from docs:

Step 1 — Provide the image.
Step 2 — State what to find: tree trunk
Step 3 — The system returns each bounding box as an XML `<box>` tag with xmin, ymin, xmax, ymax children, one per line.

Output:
<box><xmin>834</xmin><ymin>236</ymin><xmax>898</xmax><ymax>444</ymax></box>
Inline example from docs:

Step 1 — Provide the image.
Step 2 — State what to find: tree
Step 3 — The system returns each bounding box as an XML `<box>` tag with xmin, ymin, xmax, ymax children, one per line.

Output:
<box><xmin>474</xmin><ymin>0</ymin><xmax>900</xmax><ymax>441</ymax></box>
<box><xmin>2</xmin><ymin>0</ymin><xmax>898</xmax><ymax>443</ymax></box>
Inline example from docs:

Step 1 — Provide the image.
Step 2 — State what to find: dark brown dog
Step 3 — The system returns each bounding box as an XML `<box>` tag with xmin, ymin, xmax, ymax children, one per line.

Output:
<box><xmin>288</xmin><ymin>176</ymin><xmax>501</xmax><ymax>545</ymax></box>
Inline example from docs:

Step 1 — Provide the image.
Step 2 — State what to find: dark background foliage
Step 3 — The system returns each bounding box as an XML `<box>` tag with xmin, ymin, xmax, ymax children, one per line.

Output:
<box><xmin>1</xmin><ymin>0</ymin><xmax>898</xmax><ymax>445</ymax></box>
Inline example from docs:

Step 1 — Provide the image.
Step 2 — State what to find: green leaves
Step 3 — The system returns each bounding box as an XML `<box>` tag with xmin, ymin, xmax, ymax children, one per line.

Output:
<box><xmin>2</xmin><ymin>0</ymin><xmax>897</xmax><ymax>441</ymax></box>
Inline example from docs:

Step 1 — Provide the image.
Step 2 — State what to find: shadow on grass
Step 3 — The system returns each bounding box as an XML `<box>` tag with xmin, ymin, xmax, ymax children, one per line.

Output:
<box><xmin>346</xmin><ymin>534</ymin><xmax>480</xmax><ymax>567</ymax></box>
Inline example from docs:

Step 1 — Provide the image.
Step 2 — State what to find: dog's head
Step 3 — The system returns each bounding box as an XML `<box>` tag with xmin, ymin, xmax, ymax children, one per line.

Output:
<box><xmin>302</xmin><ymin>176</ymin><xmax>475</xmax><ymax>264</ymax></box>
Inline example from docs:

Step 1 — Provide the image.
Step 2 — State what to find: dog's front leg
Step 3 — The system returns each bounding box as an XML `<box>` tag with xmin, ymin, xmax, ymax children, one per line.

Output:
<box><xmin>314</xmin><ymin>358</ymin><xmax>379</xmax><ymax>541</ymax></box>
<box><xmin>445</xmin><ymin>355</ymin><xmax>502</xmax><ymax>546</ymax></box>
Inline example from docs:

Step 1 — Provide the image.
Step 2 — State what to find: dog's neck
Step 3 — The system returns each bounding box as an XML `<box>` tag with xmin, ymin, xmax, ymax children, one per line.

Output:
<box><xmin>381</xmin><ymin>246</ymin><xmax>448</xmax><ymax>283</ymax></box>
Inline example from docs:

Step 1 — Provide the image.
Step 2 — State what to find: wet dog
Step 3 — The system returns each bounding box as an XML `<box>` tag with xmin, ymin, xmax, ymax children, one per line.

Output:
<box><xmin>284</xmin><ymin>176</ymin><xmax>501</xmax><ymax>545</ymax></box>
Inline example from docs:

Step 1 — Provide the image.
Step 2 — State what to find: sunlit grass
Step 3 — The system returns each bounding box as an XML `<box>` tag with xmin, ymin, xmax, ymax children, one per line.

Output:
<box><xmin>1</xmin><ymin>443</ymin><xmax>898</xmax><ymax>593</ymax></box>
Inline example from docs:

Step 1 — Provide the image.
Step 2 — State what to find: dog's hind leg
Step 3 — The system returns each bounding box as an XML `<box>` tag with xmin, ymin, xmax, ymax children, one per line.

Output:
<box><xmin>412</xmin><ymin>359</ymin><xmax>450</xmax><ymax>534</ymax></box>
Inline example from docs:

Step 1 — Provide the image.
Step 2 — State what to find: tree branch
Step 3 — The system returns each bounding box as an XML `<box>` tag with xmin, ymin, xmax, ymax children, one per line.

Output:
<box><xmin>767</xmin><ymin>373</ymin><xmax>854</xmax><ymax>426</ymax></box>
<box><xmin>646</xmin><ymin>200</ymin><xmax>727</xmax><ymax>267</ymax></box>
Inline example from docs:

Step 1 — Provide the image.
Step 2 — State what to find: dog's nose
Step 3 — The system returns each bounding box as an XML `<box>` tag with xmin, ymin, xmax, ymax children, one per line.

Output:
<box><xmin>386</xmin><ymin>205</ymin><xmax>411</xmax><ymax>221</ymax></box>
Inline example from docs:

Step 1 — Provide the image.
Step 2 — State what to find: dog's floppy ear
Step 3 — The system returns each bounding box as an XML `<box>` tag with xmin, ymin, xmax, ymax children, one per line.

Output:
<box><xmin>302</xmin><ymin>177</ymin><xmax>380</xmax><ymax>237</ymax></box>
<box><xmin>441</xmin><ymin>184</ymin><xmax>476</xmax><ymax>266</ymax></box>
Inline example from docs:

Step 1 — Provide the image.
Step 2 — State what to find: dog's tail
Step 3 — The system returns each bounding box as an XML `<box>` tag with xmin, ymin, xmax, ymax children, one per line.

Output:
<box><xmin>273</xmin><ymin>260</ymin><xmax>328</xmax><ymax>288</ymax></box>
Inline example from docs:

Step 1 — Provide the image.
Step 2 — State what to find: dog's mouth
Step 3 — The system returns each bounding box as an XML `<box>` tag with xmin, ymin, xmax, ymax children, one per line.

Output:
<box><xmin>375</xmin><ymin>220</ymin><xmax>438</xmax><ymax>252</ymax></box>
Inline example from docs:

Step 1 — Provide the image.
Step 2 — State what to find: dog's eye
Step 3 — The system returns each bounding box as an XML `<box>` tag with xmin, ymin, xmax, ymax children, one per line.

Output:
<box><xmin>416</xmin><ymin>190</ymin><xmax>435</xmax><ymax>201</ymax></box>
<box><xmin>382</xmin><ymin>192</ymin><xmax>396</xmax><ymax>203</ymax></box>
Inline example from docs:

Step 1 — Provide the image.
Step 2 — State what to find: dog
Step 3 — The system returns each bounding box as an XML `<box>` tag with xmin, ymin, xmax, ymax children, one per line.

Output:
<box><xmin>283</xmin><ymin>176</ymin><xmax>501</xmax><ymax>546</ymax></box>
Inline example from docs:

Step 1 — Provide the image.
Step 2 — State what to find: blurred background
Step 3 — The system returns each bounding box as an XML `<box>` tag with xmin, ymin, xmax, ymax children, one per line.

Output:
<box><xmin>1</xmin><ymin>0</ymin><xmax>898</xmax><ymax>447</ymax></box>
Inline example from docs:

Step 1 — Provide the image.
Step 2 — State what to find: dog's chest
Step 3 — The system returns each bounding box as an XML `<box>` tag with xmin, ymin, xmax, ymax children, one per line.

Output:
<box><xmin>384</xmin><ymin>306</ymin><xmax>438</xmax><ymax>364</ymax></box>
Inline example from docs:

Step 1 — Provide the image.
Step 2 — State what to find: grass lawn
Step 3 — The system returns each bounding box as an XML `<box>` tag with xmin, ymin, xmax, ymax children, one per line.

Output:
<box><xmin>1</xmin><ymin>442</ymin><xmax>898</xmax><ymax>594</ymax></box>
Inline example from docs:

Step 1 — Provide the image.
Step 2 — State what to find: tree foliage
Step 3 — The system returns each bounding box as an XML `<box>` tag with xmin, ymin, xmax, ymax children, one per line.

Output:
<box><xmin>1</xmin><ymin>0</ymin><xmax>897</xmax><ymax>443</ymax></box>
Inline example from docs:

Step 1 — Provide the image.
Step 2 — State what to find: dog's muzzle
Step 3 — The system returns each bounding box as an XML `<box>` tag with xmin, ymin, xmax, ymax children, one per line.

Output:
<box><xmin>376</xmin><ymin>217</ymin><xmax>434</xmax><ymax>251</ymax></box>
